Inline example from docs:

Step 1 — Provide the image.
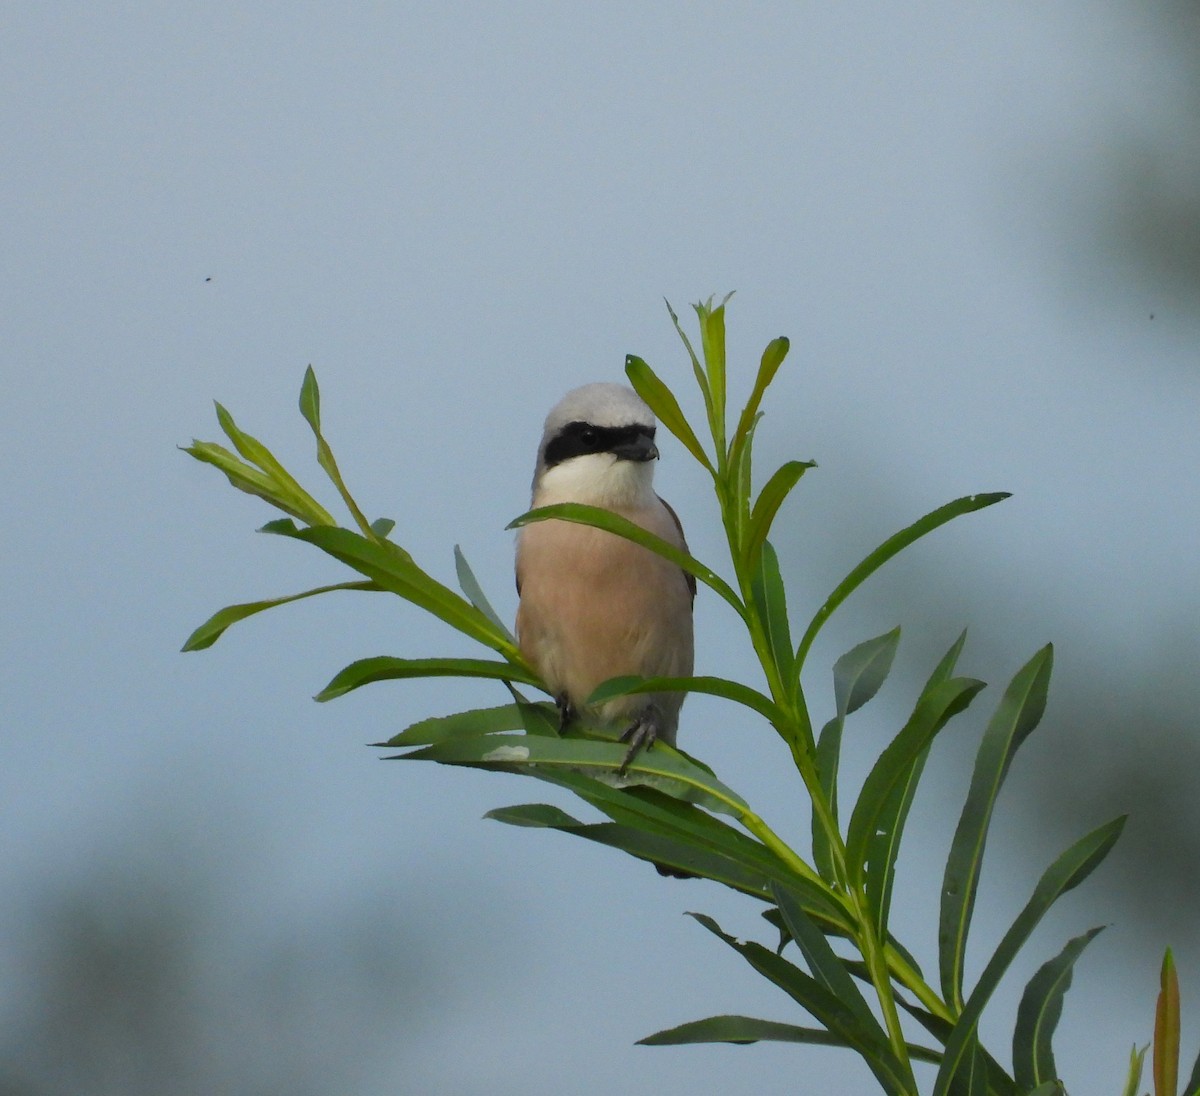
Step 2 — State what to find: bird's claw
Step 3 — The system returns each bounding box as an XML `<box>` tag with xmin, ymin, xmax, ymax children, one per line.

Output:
<box><xmin>617</xmin><ymin>708</ymin><xmax>662</xmax><ymax>776</ymax></box>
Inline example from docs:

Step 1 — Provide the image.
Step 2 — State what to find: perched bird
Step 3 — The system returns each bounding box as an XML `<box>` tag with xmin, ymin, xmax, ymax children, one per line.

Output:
<box><xmin>515</xmin><ymin>383</ymin><xmax>696</xmax><ymax>771</ymax></box>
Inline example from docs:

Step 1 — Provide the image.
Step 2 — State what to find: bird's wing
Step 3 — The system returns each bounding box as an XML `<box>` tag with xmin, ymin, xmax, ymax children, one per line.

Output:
<box><xmin>658</xmin><ymin>495</ymin><xmax>697</xmax><ymax>601</ymax></box>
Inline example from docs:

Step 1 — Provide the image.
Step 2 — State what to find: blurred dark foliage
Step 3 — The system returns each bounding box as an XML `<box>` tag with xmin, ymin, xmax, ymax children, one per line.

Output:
<box><xmin>1103</xmin><ymin>1</ymin><xmax>1200</xmax><ymax>310</ymax></box>
<box><xmin>0</xmin><ymin>845</ymin><xmax>437</xmax><ymax>1096</ymax></box>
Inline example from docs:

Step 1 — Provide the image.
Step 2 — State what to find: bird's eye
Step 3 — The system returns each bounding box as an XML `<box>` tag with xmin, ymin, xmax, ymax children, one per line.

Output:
<box><xmin>578</xmin><ymin>426</ymin><xmax>598</xmax><ymax>448</ymax></box>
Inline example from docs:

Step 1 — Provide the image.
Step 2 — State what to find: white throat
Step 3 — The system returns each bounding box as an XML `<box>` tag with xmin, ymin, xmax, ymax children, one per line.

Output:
<box><xmin>534</xmin><ymin>453</ymin><xmax>657</xmax><ymax>509</ymax></box>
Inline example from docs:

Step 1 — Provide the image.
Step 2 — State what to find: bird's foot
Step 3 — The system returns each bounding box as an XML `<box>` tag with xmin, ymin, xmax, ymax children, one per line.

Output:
<box><xmin>617</xmin><ymin>705</ymin><xmax>664</xmax><ymax>776</ymax></box>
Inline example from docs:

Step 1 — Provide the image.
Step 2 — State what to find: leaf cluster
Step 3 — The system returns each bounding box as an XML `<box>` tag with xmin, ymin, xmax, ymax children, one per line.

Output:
<box><xmin>183</xmin><ymin>301</ymin><xmax>1181</xmax><ymax>1095</ymax></box>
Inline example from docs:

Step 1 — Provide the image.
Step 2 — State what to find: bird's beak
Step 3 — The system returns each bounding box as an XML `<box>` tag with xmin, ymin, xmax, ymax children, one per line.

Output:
<box><xmin>612</xmin><ymin>431</ymin><xmax>659</xmax><ymax>463</ymax></box>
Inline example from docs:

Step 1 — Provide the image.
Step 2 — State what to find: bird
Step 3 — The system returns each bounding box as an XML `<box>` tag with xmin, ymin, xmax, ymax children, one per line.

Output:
<box><xmin>515</xmin><ymin>382</ymin><xmax>696</xmax><ymax>773</ymax></box>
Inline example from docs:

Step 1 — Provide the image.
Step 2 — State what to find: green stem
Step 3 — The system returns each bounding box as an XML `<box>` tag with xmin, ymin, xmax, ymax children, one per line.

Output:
<box><xmin>851</xmin><ymin>891</ymin><xmax>917</xmax><ymax>1092</ymax></box>
<box><xmin>737</xmin><ymin>810</ymin><xmax>827</xmax><ymax>893</ymax></box>
<box><xmin>885</xmin><ymin>945</ymin><xmax>953</xmax><ymax>1023</ymax></box>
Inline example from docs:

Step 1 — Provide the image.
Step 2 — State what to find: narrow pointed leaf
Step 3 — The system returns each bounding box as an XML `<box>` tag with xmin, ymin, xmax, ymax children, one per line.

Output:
<box><xmin>318</xmin><ymin>656</ymin><xmax>540</xmax><ymax>700</ymax></box>
<box><xmin>625</xmin><ymin>354</ymin><xmax>714</xmax><ymax>472</ymax></box>
<box><xmin>813</xmin><ymin>629</ymin><xmax>901</xmax><ymax>882</ymax></box>
<box><xmin>183</xmin><ymin>440</ymin><xmax>336</xmax><ymax>525</ymax></box>
<box><xmin>486</xmin><ymin>802</ymin><xmax>582</xmax><ymax>828</ymax></box>
<box><xmin>296</xmin><ymin>367</ymin><xmax>375</xmax><ymax>537</ymax></box>
<box><xmin>730</xmin><ymin>335</ymin><xmax>789</xmax><ymax>471</ymax></box>
<box><xmin>182</xmin><ymin>580</ymin><xmax>377</xmax><ymax>651</ymax></box>
<box><xmin>638</xmin><ymin>1014</ymin><xmax>940</xmax><ymax>1061</ymax></box>
<box><xmin>696</xmin><ymin>297</ymin><xmax>729</xmax><ymax>454</ymax></box>
<box><xmin>932</xmin><ymin>815</ymin><xmax>1127</xmax><ymax>1096</ymax></box>
<box><xmin>846</xmin><ymin>677</ymin><xmax>986</xmax><ymax>887</ymax></box>
<box><xmin>530</xmin><ymin>770</ymin><xmax>847</xmax><ymax>922</ymax></box>
<box><xmin>1012</xmin><ymin>926</ymin><xmax>1105</xmax><ymax>1091</ymax></box>
<box><xmin>639</xmin><ymin>1014</ymin><xmax>853</xmax><ymax>1048</ymax></box>
<box><xmin>212</xmin><ymin>401</ymin><xmax>336</xmax><ymax>525</ymax></box>
<box><xmin>454</xmin><ymin>545</ymin><xmax>516</xmax><ymax>644</ymax></box>
<box><xmin>487</xmin><ymin>806</ymin><xmax>794</xmax><ymax>895</ymax></box>
<box><xmin>1122</xmin><ymin>1044</ymin><xmax>1149</xmax><ymax>1096</ymax></box>
<box><xmin>794</xmin><ymin>492</ymin><xmax>1010</xmax><ymax>677</ymax></box>
<box><xmin>398</xmin><ymin>732</ymin><xmax>751</xmax><ymax>819</ymax></box>
<box><xmin>508</xmin><ymin>503</ymin><xmax>744</xmax><ymax>616</ymax></box>
<box><xmin>379</xmin><ymin>703</ymin><xmax>526</xmax><ymax>746</ymax></box>
<box><xmin>836</xmin><ymin>626</ymin><xmax>903</xmax><ymax>717</ymax></box>
<box><xmin>587</xmin><ymin>674</ymin><xmax>784</xmax><ymax>726</ymax></box>
<box><xmin>665</xmin><ymin>298</ymin><xmax>713</xmax><ymax>430</ymax></box>
<box><xmin>687</xmin><ymin>912</ymin><xmax>911</xmax><ymax>1096</ymax></box>
<box><xmin>812</xmin><ymin>717</ymin><xmax>845</xmax><ymax>883</ymax></box>
<box><xmin>298</xmin><ymin>364</ymin><xmax>321</xmax><ymax>429</ymax></box>
<box><xmin>730</xmin><ymin>411</ymin><xmax>762</xmax><ymax>541</ymax></box>
<box><xmin>864</xmin><ymin>632</ymin><xmax>962</xmax><ymax>937</ymax></box>
<box><xmin>896</xmin><ymin>997</ymin><xmax>1017</xmax><ymax>1096</ymax></box>
<box><xmin>940</xmin><ymin>645</ymin><xmax>1055</xmax><ymax>1010</ymax></box>
<box><xmin>745</xmin><ymin>460</ymin><xmax>815</xmax><ymax>565</ymax></box>
<box><xmin>1156</xmin><ymin>949</ymin><xmax>1181</xmax><ymax>1096</ymax></box>
<box><xmin>1185</xmin><ymin>1047</ymin><xmax>1200</xmax><ymax>1096</ymax></box>
<box><xmin>770</xmin><ymin>883</ymin><xmax>886</xmax><ymax>1041</ymax></box>
<box><xmin>273</xmin><ymin>523</ymin><xmax>524</xmax><ymax>661</ymax></box>
<box><xmin>749</xmin><ymin>541</ymin><xmax>794</xmax><ymax>682</ymax></box>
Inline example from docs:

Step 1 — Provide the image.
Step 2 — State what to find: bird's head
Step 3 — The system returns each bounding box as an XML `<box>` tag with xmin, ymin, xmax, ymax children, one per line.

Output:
<box><xmin>532</xmin><ymin>383</ymin><xmax>659</xmax><ymax>508</ymax></box>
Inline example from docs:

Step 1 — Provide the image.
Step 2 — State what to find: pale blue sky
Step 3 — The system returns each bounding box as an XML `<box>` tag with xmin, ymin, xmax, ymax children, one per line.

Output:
<box><xmin>3</xmin><ymin>5</ymin><xmax>1198</xmax><ymax>1093</ymax></box>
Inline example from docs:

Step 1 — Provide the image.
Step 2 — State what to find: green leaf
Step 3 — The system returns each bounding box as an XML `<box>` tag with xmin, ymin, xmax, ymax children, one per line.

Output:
<box><xmin>210</xmin><ymin>400</ymin><xmax>338</xmax><ymax>525</ymax></box>
<box><xmin>259</xmin><ymin>517</ymin><xmax>299</xmax><ymax>534</ymax></box>
<box><xmin>378</xmin><ymin>703</ymin><xmax>526</xmax><ymax>747</ymax></box>
<box><xmin>296</xmin><ymin>366</ymin><xmax>377</xmax><ymax>539</ymax></box>
<box><xmin>182</xmin><ymin>439</ymin><xmax>336</xmax><ymax>526</ymax></box>
<box><xmin>181</xmin><ymin>580</ymin><xmax>377</xmax><ymax>651</ymax></box>
<box><xmin>624</xmin><ymin>354</ymin><xmax>714</xmax><ymax>473</ymax></box>
<box><xmin>298</xmin><ymin>362</ymin><xmax>321</xmax><ymax>427</ymax></box>
<box><xmin>587</xmin><ymin>674</ymin><xmax>784</xmax><ymax>726</ymax></box>
<box><xmin>932</xmin><ymin>815</ymin><xmax>1127</xmax><ymax>1096</ymax></box>
<box><xmin>665</xmin><ymin>298</ymin><xmax>713</xmax><ymax>440</ymax></box>
<box><xmin>272</xmin><ymin>523</ymin><xmax>524</xmax><ymax>662</ymax></box>
<box><xmin>507</xmin><ymin>502</ymin><xmax>745</xmax><ymax>618</ymax></box>
<box><xmin>398</xmin><ymin>731</ymin><xmax>752</xmax><ymax>819</ymax></box>
<box><xmin>744</xmin><ymin>460</ymin><xmax>815</xmax><ymax>565</ymax></box>
<box><xmin>370</xmin><ymin>517</ymin><xmax>396</xmax><ymax>538</ymax></box>
<box><xmin>638</xmin><ymin>1013</ymin><xmax>853</xmax><ymax>1048</ymax></box>
<box><xmin>730</xmin><ymin>411</ymin><xmax>761</xmax><ymax>541</ymax></box>
<box><xmin>638</xmin><ymin>1013</ymin><xmax>940</xmax><ymax>1061</ymax></box>
<box><xmin>1156</xmin><ymin>949</ymin><xmax>1181</xmax><ymax>1096</ymax></box>
<box><xmin>794</xmin><ymin>492</ymin><xmax>1010</xmax><ymax>680</ymax></box>
<box><xmin>317</xmin><ymin>656</ymin><xmax>540</xmax><ymax>700</ymax></box>
<box><xmin>1025</xmin><ymin>1082</ymin><xmax>1064</xmax><ymax>1096</ymax></box>
<box><xmin>729</xmin><ymin>335</ymin><xmax>790</xmax><ymax>472</ymax></box>
<box><xmin>696</xmin><ymin>296</ymin><xmax>730</xmax><ymax>456</ymax></box>
<box><xmin>812</xmin><ymin>627</ymin><xmax>902</xmax><ymax>883</ymax></box>
<box><xmin>896</xmin><ymin>997</ymin><xmax>1017</xmax><ymax>1096</ymax></box>
<box><xmin>530</xmin><ymin>770</ymin><xmax>848</xmax><ymax>920</ymax></box>
<box><xmin>1184</xmin><ymin>1045</ymin><xmax>1200</xmax><ymax>1096</ymax></box>
<box><xmin>770</xmin><ymin>883</ymin><xmax>888</xmax><ymax>1044</ymax></box>
<box><xmin>749</xmin><ymin>541</ymin><xmax>794</xmax><ymax>683</ymax></box>
<box><xmin>454</xmin><ymin>545</ymin><xmax>516</xmax><ymax>645</ymax></box>
<box><xmin>939</xmin><ymin>645</ymin><xmax>1055</xmax><ymax>1011</ymax></box>
<box><xmin>688</xmin><ymin>912</ymin><xmax>911</xmax><ymax>1096</ymax></box>
<box><xmin>1122</xmin><ymin>1044</ymin><xmax>1149</xmax><ymax>1096</ymax></box>
<box><xmin>836</xmin><ymin>626</ymin><xmax>903</xmax><ymax>718</ymax></box>
<box><xmin>1012</xmin><ymin>926</ymin><xmax>1105</xmax><ymax>1091</ymax></box>
<box><xmin>845</xmin><ymin>677</ymin><xmax>986</xmax><ymax>889</ymax></box>
<box><xmin>488</xmin><ymin>803</ymin><xmax>795</xmax><ymax>896</ymax></box>
<box><xmin>864</xmin><ymin>632</ymin><xmax>966</xmax><ymax>938</ymax></box>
